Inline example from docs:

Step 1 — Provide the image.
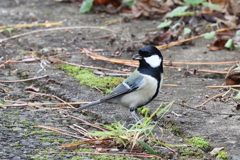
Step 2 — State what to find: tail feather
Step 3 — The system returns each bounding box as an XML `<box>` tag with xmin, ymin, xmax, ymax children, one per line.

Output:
<box><xmin>75</xmin><ymin>100</ymin><xmax>101</xmax><ymax>111</ymax></box>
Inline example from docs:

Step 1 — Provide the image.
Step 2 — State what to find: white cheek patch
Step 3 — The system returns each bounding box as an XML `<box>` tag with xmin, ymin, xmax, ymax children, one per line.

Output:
<box><xmin>144</xmin><ymin>55</ymin><xmax>161</xmax><ymax>68</ymax></box>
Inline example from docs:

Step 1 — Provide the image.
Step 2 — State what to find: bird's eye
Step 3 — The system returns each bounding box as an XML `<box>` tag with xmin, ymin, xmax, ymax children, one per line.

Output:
<box><xmin>146</xmin><ymin>52</ymin><xmax>151</xmax><ymax>57</ymax></box>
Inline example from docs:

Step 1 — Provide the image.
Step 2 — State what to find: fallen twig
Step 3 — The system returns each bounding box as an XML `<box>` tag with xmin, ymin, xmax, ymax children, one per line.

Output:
<box><xmin>194</xmin><ymin>91</ymin><xmax>230</xmax><ymax>108</ymax></box>
<box><xmin>0</xmin><ymin>75</ymin><xmax>48</xmax><ymax>83</ymax></box>
<box><xmin>41</xmin><ymin>151</ymin><xmax>164</xmax><ymax>159</ymax></box>
<box><xmin>0</xmin><ymin>101</ymin><xmax>88</xmax><ymax>107</ymax></box>
<box><xmin>0</xmin><ymin>26</ymin><xmax>115</xmax><ymax>42</ymax></box>
<box><xmin>169</xmin><ymin>61</ymin><xmax>239</xmax><ymax>65</ymax></box>
<box><xmin>35</xmin><ymin>126</ymin><xmax>88</xmax><ymax>140</ymax></box>
<box><xmin>81</xmin><ymin>48</ymin><xmax>230</xmax><ymax>74</ymax></box>
<box><xmin>48</xmin><ymin>56</ymin><xmax>131</xmax><ymax>74</ymax></box>
<box><xmin>206</xmin><ymin>85</ymin><xmax>240</xmax><ymax>89</ymax></box>
<box><xmin>156</xmin><ymin>27</ymin><xmax>238</xmax><ymax>50</ymax></box>
<box><xmin>0</xmin><ymin>21</ymin><xmax>63</xmax><ymax>30</ymax></box>
<box><xmin>165</xmin><ymin>66</ymin><xmax>228</xmax><ymax>74</ymax></box>
<box><xmin>0</xmin><ymin>57</ymin><xmax>44</xmax><ymax>68</ymax></box>
<box><xmin>26</xmin><ymin>91</ymin><xmax>75</xmax><ymax>108</ymax></box>
<box><xmin>66</xmin><ymin>115</ymin><xmax>109</xmax><ymax>132</ymax></box>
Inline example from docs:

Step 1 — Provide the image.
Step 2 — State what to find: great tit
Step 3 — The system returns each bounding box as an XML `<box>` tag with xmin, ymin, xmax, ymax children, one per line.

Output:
<box><xmin>76</xmin><ymin>46</ymin><xmax>163</xmax><ymax>121</ymax></box>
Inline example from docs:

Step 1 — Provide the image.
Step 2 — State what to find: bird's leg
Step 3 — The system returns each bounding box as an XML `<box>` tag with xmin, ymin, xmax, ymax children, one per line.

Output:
<box><xmin>130</xmin><ymin>109</ymin><xmax>143</xmax><ymax>124</ymax></box>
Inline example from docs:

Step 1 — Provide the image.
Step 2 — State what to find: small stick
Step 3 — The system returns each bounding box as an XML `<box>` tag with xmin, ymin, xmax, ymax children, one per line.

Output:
<box><xmin>0</xmin><ymin>101</ymin><xmax>88</xmax><ymax>107</ymax></box>
<box><xmin>0</xmin><ymin>26</ymin><xmax>115</xmax><ymax>42</ymax></box>
<box><xmin>156</xmin><ymin>27</ymin><xmax>237</xmax><ymax>50</ymax></box>
<box><xmin>194</xmin><ymin>91</ymin><xmax>229</xmax><ymax>108</ymax></box>
<box><xmin>206</xmin><ymin>85</ymin><xmax>240</xmax><ymax>89</ymax></box>
<box><xmin>34</xmin><ymin>126</ymin><xmax>87</xmax><ymax>140</ymax></box>
<box><xmin>41</xmin><ymin>151</ymin><xmax>163</xmax><ymax>159</ymax></box>
<box><xmin>0</xmin><ymin>21</ymin><xmax>63</xmax><ymax>29</ymax></box>
<box><xmin>169</xmin><ymin>61</ymin><xmax>239</xmax><ymax>65</ymax></box>
<box><xmin>66</xmin><ymin>115</ymin><xmax>109</xmax><ymax>131</ymax></box>
<box><xmin>0</xmin><ymin>75</ymin><xmax>48</xmax><ymax>83</ymax></box>
<box><xmin>26</xmin><ymin>91</ymin><xmax>75</xmax><ymax>108</ymax></box>
<box><xmin>73</xmin><ymin>124</ymin><xmax>98</xmax><ymax>139</ymax></box>
<box><xmin>48</xmin><ymin>56</ymin><xmax>131</xmax><ymax>74</ymax></box>
<box><xmin>165</xmin><ymin>66</ymin><xmax>228</xmax><ymax>74</ymax></box>
<box><xmin>81</xmin><ymin>48</ymin><xmax>230</xmax><ymax>74</ymax></box>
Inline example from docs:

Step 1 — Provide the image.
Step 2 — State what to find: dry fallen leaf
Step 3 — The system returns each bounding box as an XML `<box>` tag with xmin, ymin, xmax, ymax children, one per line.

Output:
<box><xmin>142</xmin><ymin>31</ymin><xmax>172</xmax><ymax>45</ymax></box>
<box><xmin>93</xmin><ymin>0</ymin><xmax>121</xmax><ymax>7</ymax></box>
<box><xmin>224</xmin><ymin>66</ymin><xmax>240</xmax><ymax>85</ymax></box>
<box><xmin>207</xmin><ymin>38</ymin><xmax>228</xmax><ymax>51</ymax></box>
<box><xmin>209</xmin><ymin>147</ymin><xmax>224</xmax><ymax>156</ymax></box>
<box><xmin>132</xmin><ymin>0</ymin><xmax>171</xmax><ymax>18</ymax></box>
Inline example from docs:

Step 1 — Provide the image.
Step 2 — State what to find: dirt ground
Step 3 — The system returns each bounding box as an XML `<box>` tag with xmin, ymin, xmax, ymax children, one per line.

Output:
<box><xmin>0</xmin><ymin>0</ymin><xmax>240</xmax><ymax>160</ymax></box>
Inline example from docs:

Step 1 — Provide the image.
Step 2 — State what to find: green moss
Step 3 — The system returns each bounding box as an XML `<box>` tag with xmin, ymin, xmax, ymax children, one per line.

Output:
<box><xmin>60</xmin><ymin>64</ymin><xmax>124</xmax><ymax>94</ymax></box>
<box><xmin>0</xmin><ymin>101</ymin><xmax>6</xmax><ymax>104</ymax></box>
<box><xmin>32</xmin><ymin>154</ymin><xmax>49</xmax><ymax>160</ymax></box>
<box><xmin>71</xmin><ymin>157</ymin><xmax>88</xmax><ymax>160</ymax></box>
<box><xmin>39</xmin><ymin>137</ymin><xmax>66</xmax><ymax>143</ymax></box>
<box><xmin>20</xmin><ymin>52</ymin><xmax>28</xmax><ymax>55</ymax></box>
<box><xmin>186</xmin><ymin>137</ymin><xmax>212</xmax><ymax>151</ymax></box>
<box><xmin>50</xmin><ymin>132</ymin><xmax>58</xmax><ymax>136</ymax></box>
<box><xmin>21</xmin><ymin>120</ymin><xmax>30</xmax><ymax>126</ymax></box>
<box><xmin>6</xmin><ymin>111</ymin><xmax>20</xmax><ymax>115</ymax></box>
<box><xmin>73</xmin><ymin>148</ymin><xmax>94</xmax><ymax>152</ymax></box>
<box><xmin>91</xmin><ymin>155</ymin><xmax>140</xmax><ymax>160</ymax></box>
<box><xmin>29</xmin><ymin>129</ymin><xmax>48</xmax><ymax>135</ymax></box>
<box><xmin>216</xmin><ymin>151</ymin><xmax>228</xmax><ymax>159</ymax></box>
<box><xmin>179</xmin><ymin>148</ymin><xmax>203</xmax><ymax>159</ymax></box>
<box><xmin>167</xmin><ymin>125</ymin><xmax>182</xmax><ymax>136</ymax></box>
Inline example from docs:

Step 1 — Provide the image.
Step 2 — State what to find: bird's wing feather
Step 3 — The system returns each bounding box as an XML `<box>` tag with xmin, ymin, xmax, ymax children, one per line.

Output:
<box><xmin>100</xmin><ymin>70</ymin><xmax>144</xmax><ymax>102</ymax></box>
<box><xmin>75</xmin><ymin>70</ymin><xmax>144</xmax><ymax>111</ymax></box>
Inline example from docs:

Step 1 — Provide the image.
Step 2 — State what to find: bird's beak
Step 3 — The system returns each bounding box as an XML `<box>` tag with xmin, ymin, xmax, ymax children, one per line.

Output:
<box><xmin>132</xmin><ymin>54</ymin><xmax>143</xmax><ymax>60</ymax></box>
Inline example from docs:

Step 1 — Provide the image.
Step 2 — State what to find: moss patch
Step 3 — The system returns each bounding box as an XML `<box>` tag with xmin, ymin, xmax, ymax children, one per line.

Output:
<box><xmin>186</xmin><ymin>137</ymin><xmax>212</xmax><ymax>152</ymax></box>
<box><xmin>179</xmin><ymin>148</ymin><xmax>204</xmax><ymax>159</ymax></box>
<box><xmin>216</xmin><ymin>150</ymin><xmax>228</xmax><ymax>160</ymax></box>
<box><xmin>60</xmin><ymin>64</ymin><xmax>124</xmax><ymax>94</ymax></box>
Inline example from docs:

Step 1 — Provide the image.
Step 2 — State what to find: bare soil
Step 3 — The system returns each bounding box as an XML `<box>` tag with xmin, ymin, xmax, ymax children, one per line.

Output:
<box><xmin>0</xmin><ymin>1</ymin><xmax>240</xmax><ymax>159</ymax></box>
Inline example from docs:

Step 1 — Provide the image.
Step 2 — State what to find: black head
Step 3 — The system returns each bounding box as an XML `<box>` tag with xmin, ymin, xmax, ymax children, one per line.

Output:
<box><xmin>133</xmin><ymin>46</ymin><xmax>163</xmax><ymax>73</ymax></box>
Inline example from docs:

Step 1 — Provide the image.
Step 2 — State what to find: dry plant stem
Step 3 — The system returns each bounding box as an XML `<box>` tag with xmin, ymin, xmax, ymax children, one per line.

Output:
<box><xmin>73</xmin><ymin>124</ymin><xmax>98</xmax><ymax>139</ymax></box>
<box><xmin>68</xmin><ymin>126</ymin><xmax>94</xmax><ymax>139</ymax></box>
<box><xmin>0</xmin><ymin>58</ymin><xmax>44</xmax><ymax>68</ymax></box>
<box><xmin>206</xmin><ymin>85</ymin><xmax>240</xmax><ymax>89</ymax></box>
<box><xmin>35</xmin><ymin>126</ymin><xmax>88</xmax><ymax>140</ymax></box>
<box><xmin>0</xmin><ymin>75</ymin><xmax>48</xmax><ymax>83</ymax></box>
<box><xmin>41</xmin><ymin>151</ymin><xmax>163</xmax><ymax>159</ymax></box>
<box><xmin>0</xmin><ymin>26</ymin><xmax>115</xmax><ymax>42</ymax></box>
<box><xmin>0</xmin><ymin>101</ymin><xmax>88</xmax><ymax>107</ymax></box>
<box><xmin>170</xmin><ymin>61</ymin><xmax>239</xmax><ymax>65</ymax></box>
<box><xmin>67</xmin><ymin>115</ymin><xmax>109</xmax><ymax>131</ymax></box>
<box><xmin>30</xmin><ymin>107</ymin><xmax>72</xmax><ymax>112</ymax></box>
<box><xmin>165</xmin><ymin>66</ymin><xmax>228</xmax><ymax>74</ymax></box>
<box><xmin>26</xmin><ymin>91</ymin><xmax>75</xmax><ymax>108</ymax></box>
<box><xmin>156</xmin><ymin>27</ymin><xmax>237</xmax><ymax>50</ymax></box>
<box><xmin>194</xmin><ymin>91</ymin><xmax>229</xmax><ymax>108</ymax></box>
<box><xmin>0</xmin><ymin>21</ymin><xmax>63</xmax><ymax>29</ymax></box>
<box><xmin>49</xmin><ymin>56</ymin><xmax>131</xmax><ymax>74</ymax></box>
<box><xmin>225</xmin><ymin>64</ymin><xmax>238</xmax><ymax>79</ymax></box>
<box><xmin>82</xmin><ymin>48</ymin><xmax>230</xmax><ymax>74</ymax></box>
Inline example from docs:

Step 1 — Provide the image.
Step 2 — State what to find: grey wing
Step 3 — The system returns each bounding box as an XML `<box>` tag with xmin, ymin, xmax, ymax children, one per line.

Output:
<box><xmin>100</xmin><ymin>71</ymin><xmax>144</xmax><ymax>102</ymax></box>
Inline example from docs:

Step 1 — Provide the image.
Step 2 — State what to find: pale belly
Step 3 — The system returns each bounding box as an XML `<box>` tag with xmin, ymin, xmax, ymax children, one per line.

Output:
<box><xmin>119</xmin><ymin>74</ymin><xmax>160</xmax><ymax>108</ymax></box>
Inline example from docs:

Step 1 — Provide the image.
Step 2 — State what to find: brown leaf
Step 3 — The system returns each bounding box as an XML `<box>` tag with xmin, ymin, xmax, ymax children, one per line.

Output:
<box><xmin>209</xmin><ymin>147</ymin><xmax>224</xmax><ymax>156</ymax></box>
<box><xmin>208</xmin><ymin>38</ymin><xmax>228</xmax><ymax>51</ymax></box>
<box><xmin>132</xmin><ymin>0</ymin><xmax>171</xmax><ymax>18</ymax></box>
<box><xmin>227</xmin><ymin>0</ymin><xmax>240</xmax><ymax>16</ymax></box>
<box><xmin>225</xmin><ymin>66</ymin><xmax>240</xmax><ymax>85</ymax></box>
<box><xmin>93</xmin><ymin>0</ymin><xmax>121</xmax><ymax>7</ymax></box>
<box><xmin>142</xmin><ymin>31</ymin><xmax>172</xmax><ymax>45</ymax></box>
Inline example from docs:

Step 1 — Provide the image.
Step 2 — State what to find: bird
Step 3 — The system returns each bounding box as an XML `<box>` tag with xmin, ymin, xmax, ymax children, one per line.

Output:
<box><xmin>75</xmin><ymin>46</ymin><xmax>164</xmax><ymax>121</ymax></box>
